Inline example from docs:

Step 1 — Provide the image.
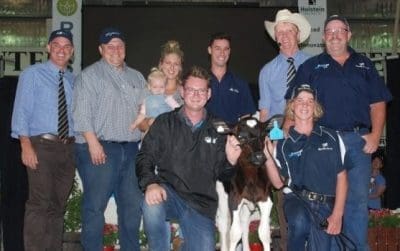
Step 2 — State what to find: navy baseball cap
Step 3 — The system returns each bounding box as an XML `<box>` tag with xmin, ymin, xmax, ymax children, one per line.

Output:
<box><xmin>48</xmin><ymin>29</ymin><xmax>73</xmax><ymax>45</ymax></box>
<box><xmin>99</xmin><ymin>27</ymin><xmax>125</xmax><ymax>44</ymax></box>
<box><xmin>292</xmin><ymin>84</ymin><xmax>315</xmax><ymax>98</ymax></box>
<box><xmin>324</xmin><ymin>15</ymin><xmax>350</xmax><ymax>30</ymax></box>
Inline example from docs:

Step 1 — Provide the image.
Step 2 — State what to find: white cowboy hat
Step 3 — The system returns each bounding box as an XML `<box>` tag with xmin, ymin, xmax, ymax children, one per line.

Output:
<box><xmin>264</xmin><ymin>9</ymin><xmax>311</xmax><ymax>44</ymax></box>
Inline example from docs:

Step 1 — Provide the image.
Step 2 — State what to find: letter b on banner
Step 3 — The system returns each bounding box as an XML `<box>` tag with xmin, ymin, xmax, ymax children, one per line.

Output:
<box><xmin>60</xmin><ymin>21</ymin><xmax>74</xmax><ymax>31</ymax></box>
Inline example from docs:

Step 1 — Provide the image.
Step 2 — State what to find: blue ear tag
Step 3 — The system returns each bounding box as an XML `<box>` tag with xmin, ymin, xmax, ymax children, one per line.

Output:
<box><xmin>269</xmin><ymin>120</ymin><xmax>284</xmax><ymax>140</ymax></box>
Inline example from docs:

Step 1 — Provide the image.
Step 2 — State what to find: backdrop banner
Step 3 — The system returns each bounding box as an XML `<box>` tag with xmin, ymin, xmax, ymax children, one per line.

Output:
<box><xmin>52</xmin><ymin>0</ymin><xmax>82</xmax><ymax>73</ymax></box>
<box><xmin>298</xmin><ymin>0</ymin><xmax>327</xmax><ymax>55</ymax></box>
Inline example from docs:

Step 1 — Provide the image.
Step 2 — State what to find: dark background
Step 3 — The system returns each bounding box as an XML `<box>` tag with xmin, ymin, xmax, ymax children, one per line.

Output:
<box><xmin>385</xmin><ymin>58</ymin><xmax>400</xmax><ymax>209</ymax></box>
<box><xmin>82</xmin><ymin>5</ymin><xmax>282</xmax><ymax>90</ymax></box>
<box><xmin>1</xmin><ymin>5</ymin><xmax>399</xmax><ymax>251</ymax></box>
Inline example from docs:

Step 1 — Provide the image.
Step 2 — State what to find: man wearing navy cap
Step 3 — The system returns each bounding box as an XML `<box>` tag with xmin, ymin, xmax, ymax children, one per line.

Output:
<box><xmin>286</xmin><ymin>15</ymin><xmax>392</xmax><ymax>250</ymax></box>
<box><xmin>73</xmin><ymin>27</ymin><xmax>146</xmax><ymax>250</ymax></box>
<box><xmin>265</xmin><ymin>84</ymin><xmax>348</xmax><ymax>250</ymax></box>
<box><xmin>11</xmin><ymin>29</ymin><xmax>75</xmax><ymax>251</ymax></box>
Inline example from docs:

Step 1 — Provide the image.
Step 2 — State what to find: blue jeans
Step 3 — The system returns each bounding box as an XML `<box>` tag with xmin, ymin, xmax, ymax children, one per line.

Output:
<box><xmin>142</xmin><ymin>184</ymin><xmax>216</xmax><ymax>251</ymax></box>
<box><xmin>284</xmin><ymin>193</ymin><xmax>333</xmax><ymax>251</ymax></box>
<box><xmin>75</xmin><ymin>141</ymin><xmax>143</xmax><ymax>251</ymax></box>
<box><xmin>334</xmin><ymin>130</ymin><xmax>371</xmax><ymax>251</ymax></box>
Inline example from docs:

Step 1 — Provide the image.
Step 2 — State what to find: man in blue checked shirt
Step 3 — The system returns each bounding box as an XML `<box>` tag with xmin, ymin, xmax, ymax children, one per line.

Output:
<box><xmin>11</xmin><ymin>29</ymin><xmax>75</xmax><ymax>251</ymax></box>
<box><xmin>73</xmin><ymin>27</ymin><xmax>146</xmax><ymax>251</ymax></box>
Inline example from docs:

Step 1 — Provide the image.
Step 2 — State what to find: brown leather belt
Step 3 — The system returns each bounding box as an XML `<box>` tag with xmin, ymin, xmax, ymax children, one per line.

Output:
<box><xmin>40</xmin><ymin>133</ymin><xmax>75</xmax><ymax>144</ymax></box>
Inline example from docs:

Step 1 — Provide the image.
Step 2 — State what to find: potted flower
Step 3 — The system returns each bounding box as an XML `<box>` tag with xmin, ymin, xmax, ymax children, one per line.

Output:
<box><xmin>248</xmin><ymin>220</ymin><xmax>263</xmax><ymax>251</ymax></box>
<box><xmin>63</xmin><ymin>179</ymin><xmax>83</xmax><ymax>250</ymax></box>
<box><xmin>368</xmin><ymin>209</ymin><xmax>400</xmax><ymax>249</ymax></box>
<box><xmin>103</xmin><ymin>223</ymin><xmax>118</xmax><ymax>251</ymax></box>
<box><xmin>139</xmin><ymin>229</ymin><xmax>148</xmax><ymax>250</ymax></box>
<box><xmin>64</xmin><ymin>181</ymin><xmax>82</xmax><ymax>233</ymax></box>
<box><xmin>369</xmin><ymin>208</ymin><xmax>400</xmax><ymax>228</ymax></box>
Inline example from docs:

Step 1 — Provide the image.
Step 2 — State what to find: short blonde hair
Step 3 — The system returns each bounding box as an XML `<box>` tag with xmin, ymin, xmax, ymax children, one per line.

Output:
<box><xmin>182</xmin><ymin>66</ymin><xmax>211</xmax><ymax>88</ymax></box>
<box><xmin>147</xmin><ymin>67</ymin><xmax>167</xmax><ymax>88</ymax></box>
<box><xmin>160</xmin><ymin>40</ymin><xmax>184</xmax><ymax>64</ymax></box>
<box><xmin>285</xmin><ymin>95</ymin><xmax>324</xmax><ymax>122</ymax></box>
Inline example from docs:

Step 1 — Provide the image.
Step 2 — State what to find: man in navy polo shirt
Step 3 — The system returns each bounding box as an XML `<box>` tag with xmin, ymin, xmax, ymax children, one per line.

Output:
<box><xmin>265</xmin><ymin>84</ymin><xmax>348</xmax><ymax>251</ymax></box>
<box><xmin>206</xmin><ymin>32</ymin><xmax>256</xmax><ymax>126</ymax></box>
<box><xmin>206</xmin><ymin>32</ymin><xmax>256</xmax><ymax>250</ymax></box>
<box><xmin>286</xmin><ymin>15</ymin><xmax>392</xmax><ymax>250</ymax></box>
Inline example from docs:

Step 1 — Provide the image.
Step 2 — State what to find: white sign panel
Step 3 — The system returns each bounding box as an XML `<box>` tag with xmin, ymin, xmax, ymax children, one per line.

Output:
<box><xmin>0</xmin><ymin>48</ymin><xmax>47</xmax><ymax>76</ymax></box>
<box><xmin>298</xmin><ymin>0</ymin><xmax>327</xmax><ymax>55</ymax></box>
<box><xmin>52</xmin><ymin>0</ymin><xmax>82</xmax><ymax>73</ymax></box>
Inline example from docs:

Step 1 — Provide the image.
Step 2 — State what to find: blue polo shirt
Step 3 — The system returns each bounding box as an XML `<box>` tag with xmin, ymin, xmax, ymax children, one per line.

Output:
<box><xmin>206</xmin><ymin>71</ymin><xmax>256</xmax><ymax>125</ymax></box>
<box><xmin>275</xmin><ymin>126</ymin><xmax>345</xmax><ymax>195</ymax></box>
<box><xmin>285</xmin><ymin>47</ymin><xmax>392</xmax><ymax>131</ymax></box>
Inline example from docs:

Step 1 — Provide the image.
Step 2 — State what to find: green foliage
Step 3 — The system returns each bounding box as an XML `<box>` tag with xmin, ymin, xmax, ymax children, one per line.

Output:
<box><xmin>64</xmin><ymin>179</ymin><xmax>83</xmax><ymax>232</ymax></box>
<box><xmin>139</xmin><ymin>229</ymin><xmax>148</xmax><ymax>248</ymax></box>
<box><xmin>103</xmin><ymin>224</ymin><xmax>119</xmax><ymax>247</ymax></box>
<box><xmin>270</xmin><ymin>192</ymin><xmax>280</xmax><ymax>228</ymax></box>
<box><xmin>248</xmin><ymin>220</ymin><xmax>261</xmax><ymax>244</ymax></box>
<box><xmin>248</xmin><ymin>230</ymin><xmax>261</xmax><ymax>244</ymax></box>
<box><xmin>369</xmin><ymin>209</ymin><xmax>400</xmax><ymax>228</ymax></box>
<box><xmin>380</xmin><ymin>215</ymin><xmax>400</xmax><ymax>227</ymax></box>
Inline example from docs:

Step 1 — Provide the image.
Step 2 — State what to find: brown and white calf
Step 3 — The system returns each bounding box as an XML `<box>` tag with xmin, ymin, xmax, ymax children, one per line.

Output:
<box><xmin>215</xmin><ymin>117</ymin><xmax>278</xmax><ymax>251</ymax></box>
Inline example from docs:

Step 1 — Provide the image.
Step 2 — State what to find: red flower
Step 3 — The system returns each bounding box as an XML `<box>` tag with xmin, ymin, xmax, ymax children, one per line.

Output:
<box><xmin>249</xmin><ymin>220</ymin><xmax>260</xmax><ymax>233</ymax></box>
<box><xmin>103</xmin><ymin>223</ymin><xmax>118</xmax><ymax>247</ymax></box>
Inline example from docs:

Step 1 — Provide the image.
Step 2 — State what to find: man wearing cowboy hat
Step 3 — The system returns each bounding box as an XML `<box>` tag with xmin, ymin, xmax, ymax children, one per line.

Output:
<box><xmin>258</xmin><ymin>9</ymin><xmax>311</xmax><ymax>250</ymax></box>
<box><xmin>286</xmin><ymin>15</ymin><xmax>392</xmax><ymax>250</ymax></box>
<box><xmin>258</xmin><ymin>9</ymin><xmax>311</xmax><ymax>123</ymax></box>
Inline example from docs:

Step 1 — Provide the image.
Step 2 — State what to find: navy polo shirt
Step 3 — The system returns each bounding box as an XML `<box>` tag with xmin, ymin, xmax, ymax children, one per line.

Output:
<box><xmin>206</xmin><ymin>71</ymin><xmax>256</xmax><ymax>125</ymax></box>
<box><xmin>285</xmin><ymin>47</ymin><xmax>392</xmax><ymax>131</ymax></box>
<box><xmin>275</xmin><ymin>126</ymin><xmax>345</xmax><ymax>195</ymax></box>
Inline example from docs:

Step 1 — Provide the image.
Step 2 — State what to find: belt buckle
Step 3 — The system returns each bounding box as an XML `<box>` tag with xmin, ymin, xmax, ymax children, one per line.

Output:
<box><xmin>60</xmin><ymin>136</ymin><xmax>74</xmax><ymax>144</ymax></box>
<box><xmin>307</xmin><ymin>192</ymin><xmax>323</xmax><ymax>201</ymax></box>
<box><xmin>307</xmin><ymin>192</ymin><xmax>317</xmax><ymax>201</ymax></box>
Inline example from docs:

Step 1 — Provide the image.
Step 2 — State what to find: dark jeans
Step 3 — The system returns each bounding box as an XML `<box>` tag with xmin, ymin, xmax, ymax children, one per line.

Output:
<box><xmin>24</xmin><ymin>136</ymin><xmax>75</xmax><ymax>251</ymax></box>
<box><xmin>75</xmin><ymin>141</ymin><xmax>143</xmax><ymax>251</ymax></box>
<box><xmin>142</xmin><ymin>184</ymin><xmax>216</xmax><ymax>251</ymax></box>
<box><xmin>338</xmin><ymin>130</ymin><xmax>371</xmax><ymax>251</ymax></box>
<box><xmin>284</xmin><ymin>193</ymin><xmax>333</xmax><ymax>251</ymax></box>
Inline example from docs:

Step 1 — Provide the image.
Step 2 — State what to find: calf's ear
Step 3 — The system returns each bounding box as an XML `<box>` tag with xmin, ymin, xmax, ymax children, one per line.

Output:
<box><xmin>212</xmin><ymin>119</ymin><xmax>232</xmax><ymax>135</ymax></box>
<box><xmin>263</xmin><ymin>114</ymin><xmax>284</xmax><ymax>132</ymax></box>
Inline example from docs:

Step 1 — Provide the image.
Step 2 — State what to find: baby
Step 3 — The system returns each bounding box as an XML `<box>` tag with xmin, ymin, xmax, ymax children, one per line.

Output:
<box><xmin>130</xmin><ymin>67</ymin><xmax>180</xmax><ymax>131</ymax></box>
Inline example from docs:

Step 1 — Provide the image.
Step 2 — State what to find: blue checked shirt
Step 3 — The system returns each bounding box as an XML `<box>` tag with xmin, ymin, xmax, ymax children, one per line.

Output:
<box><xmin>73</xmin><ymin>59</ymin><xmax>146</xmax><ymax>143</ymax></box>
<box><xmin>11</xmin><ymin>61</ymin><xmax>75</xmax><ymax>138</ymax></box>
<box><xmin>258</xmin><ymin>51</ymin><xmax>310</xmax><ymax>119</ymax></box>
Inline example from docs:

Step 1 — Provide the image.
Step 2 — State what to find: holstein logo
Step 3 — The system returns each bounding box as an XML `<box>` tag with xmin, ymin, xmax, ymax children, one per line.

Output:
<box><xmin>57</xmin><ymin>0</ymin><xmax>78</xmax><ymax>16</ymax></box>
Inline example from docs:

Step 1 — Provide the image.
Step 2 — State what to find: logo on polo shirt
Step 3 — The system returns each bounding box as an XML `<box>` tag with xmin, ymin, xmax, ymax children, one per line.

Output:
<box><xmin>288</xmin><ymin>149</ymin><xmax>302</xmax><ymax>158</ymax></box>
<box><xmin>229</xmin><ymin>87</ymin><xmax>239</xmax><ymax>93</ymax></box>
<box><xmin>318</xmin><ymin>142</ymin><xmax>333</xmax><ymax>151</ymax></box>
<box><xmin>315</xmin><ymin>64</ymin><xmax>329</xmax><ymax>70</ymax></box>
<box><xmin>204</xmin><ymin>136</ymin><xmax>217</xmax><ymax>144</ymax></box>
<box><xmin>355</xmin><ymin>62</ymin><xmax>370</xmax><ymax>70</ymax></box>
